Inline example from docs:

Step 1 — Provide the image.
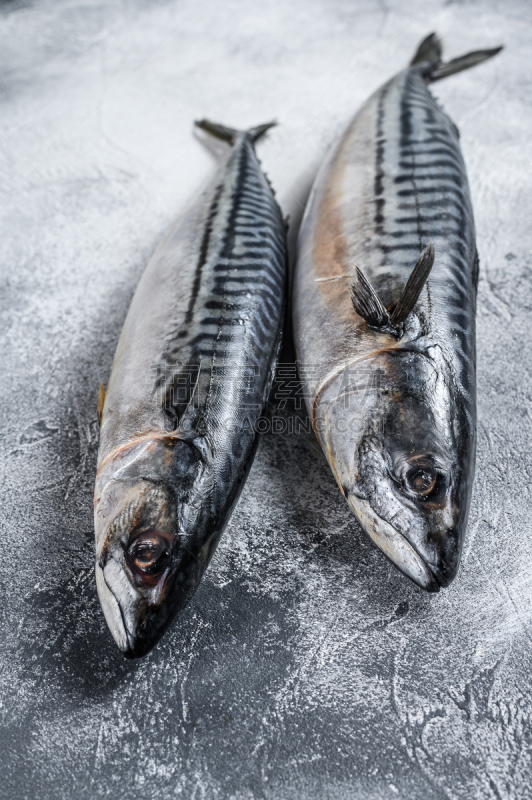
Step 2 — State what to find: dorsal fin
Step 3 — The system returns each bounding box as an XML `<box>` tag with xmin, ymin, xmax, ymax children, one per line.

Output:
<box><xmin>349</xmin><ymin>243</ymin><xmax>435</xmax><ymax>338</ymax></box>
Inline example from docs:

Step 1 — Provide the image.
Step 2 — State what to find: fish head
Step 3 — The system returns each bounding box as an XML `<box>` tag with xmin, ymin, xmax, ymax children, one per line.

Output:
<box><xmin>320</xmin><ymin>349</ymin><xmax>474</xmax><ymax>591</ymax></box>
<box><xmin>94</xmin><ymin>438</ymin><xmax>211</xmax><ymax>658</ymax></box>
<box><xmin>95</xmin><ymin>479</ymin><xmax>184</xmax><ymax>657</ymax></box>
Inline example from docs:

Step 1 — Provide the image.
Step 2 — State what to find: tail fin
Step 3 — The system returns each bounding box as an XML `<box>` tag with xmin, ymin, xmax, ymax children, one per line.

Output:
<box><xmin>411</xmin><ymin>32</ymin><xmax>442</xmax><ymax>68</ymax></box>
<box><xmin>195</xmin><ymin>118</ymin><xmax>276</xmax><ymax>146</ymax></box>
<box><xmin>411</xmin><ymin>32</ymin><xmax>502</xmax><ymax>82</ymax></box>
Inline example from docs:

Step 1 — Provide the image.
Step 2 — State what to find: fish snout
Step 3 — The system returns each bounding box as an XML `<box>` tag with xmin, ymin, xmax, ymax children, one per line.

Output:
<box><xmin>96</xmin><ymin>553</ymin><xmax>177</xmax><ymax>658</ymax></box>
<box><xmin>94</xmin><ymin>479</ymin><xmax>184</xmax><ymax>656</ymax></box>
<box><xmin>348</xmin><ymin>495</ymin><xmax>440</xmax><ymax>592</ymax></box>
<box><xmin>95</xmin><ymin>556</ymin><xmax>141</xmax><ymax>655</ymax></box>
<box><xmin>421</xmin><ymin>526</ymin><xmax>461</xmax><ymax>588</ymax></box>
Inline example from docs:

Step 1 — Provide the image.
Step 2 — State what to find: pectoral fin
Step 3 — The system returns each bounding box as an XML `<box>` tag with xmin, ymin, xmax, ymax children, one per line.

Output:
<box><xmin>390</xmin><ymin>242</ymin><xmax>435</xmax><ymax>326</ymax></box>
<box><xmin>97</xmin><ymin>382</ymin><xmax>106</xmax><ymax>426</ymax></box>
<box><xmin>349</xmin><ymin>242</ymin><xmax>435</xmax><ymax>338</ymax></box>
<box><xmin>349</xmin><ymin>266</ymin><xmax>391</xmax><ymax>329</ymax></box>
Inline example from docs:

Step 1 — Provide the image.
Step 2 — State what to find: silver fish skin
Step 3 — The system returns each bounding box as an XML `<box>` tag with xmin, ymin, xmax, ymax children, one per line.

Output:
<box><xmin>293</xmin><ymin>34</ymin><xmax>501</xmax><ymax>591</ymax></box>
<box><xmin>95</xmin><ymin>120</ymin><xmax>287</xmax><ymax>657</ymax></box>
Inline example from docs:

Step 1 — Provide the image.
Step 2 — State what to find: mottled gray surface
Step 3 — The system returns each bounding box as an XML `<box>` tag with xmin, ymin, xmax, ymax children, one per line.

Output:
<box><xmin>0</xmin><ymin>0</ymin><xmax>531</xmax><ymax>798</ymax></box>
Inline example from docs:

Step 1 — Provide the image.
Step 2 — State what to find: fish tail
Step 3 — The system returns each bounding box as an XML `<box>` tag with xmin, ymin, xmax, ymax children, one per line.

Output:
<box><xmin>195</xmin><ymin>118</ymin><xmax>277</xmax><ymax>145</ymax></box>
<box><xmin>410</xmin><ymin>32</ymin><xmax>443</xmax><ymax>68</ymax></box>
<box><xmin>410</xmin><ymin>32</ymin><xmax>502</xmax><ymax>82</ymax></box>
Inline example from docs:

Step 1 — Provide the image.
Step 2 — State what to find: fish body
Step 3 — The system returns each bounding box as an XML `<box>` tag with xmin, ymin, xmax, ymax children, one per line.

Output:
<box><xmin>95</xmin><ymin>121</ymin><xmax>287</xmax><ymax>657</ymax></box>
<box><xmin>293</xmin><ymin>35</ymin><xmax>501</xmax><ymax>590</ymax></box>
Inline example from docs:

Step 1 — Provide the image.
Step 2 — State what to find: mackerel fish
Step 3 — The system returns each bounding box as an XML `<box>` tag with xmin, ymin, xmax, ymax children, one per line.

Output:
<box><xmin>293</xmin><ymin>34</ymin><xmax>501</xmax><ymax>591</ymax></box>
<box><xmin>94</xmin><ymin>120</ymin><xmax>287</xmax><ymax>657</ymax></box>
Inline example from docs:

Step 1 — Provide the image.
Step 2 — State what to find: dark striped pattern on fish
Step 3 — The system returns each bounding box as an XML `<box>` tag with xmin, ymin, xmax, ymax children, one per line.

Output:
<box><xmin>370</xmin><ymin>67</ymin><xmax>478</xmax><ymax>429</ymax></box>
<box><xmin>293</xmin><ymin>34</ymin><xmax>500</xmax><ymax>592</ymax></box>
<box><xmin>155</xmin><ymin>136</ymin><xmax>286</xmax><ymax>460</ymax></box>
<box><xmin>94</xmin><ymin>122</ymin><xmax>287</xmax><ymax>657</ymax></box>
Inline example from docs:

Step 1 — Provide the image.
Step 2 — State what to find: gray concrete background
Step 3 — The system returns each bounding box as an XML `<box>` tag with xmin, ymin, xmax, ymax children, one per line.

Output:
<box><xmin>0</xmin><ymin>0</ymin><xmax>531</xmax><ymax>798</ymax></box>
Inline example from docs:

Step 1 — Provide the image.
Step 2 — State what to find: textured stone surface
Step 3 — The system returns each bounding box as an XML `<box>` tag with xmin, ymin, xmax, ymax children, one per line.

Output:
<box><xmin>1</xmin><ymin>1</ymin><xmax>531</xmax><ymax>798</ymax></box>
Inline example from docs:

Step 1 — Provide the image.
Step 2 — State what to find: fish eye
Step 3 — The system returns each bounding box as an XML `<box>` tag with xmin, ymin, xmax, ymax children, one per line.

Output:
<box><xmin>404</xmin><ymin>465</ymin><xmax>437</xmax><ymax>497</ymax></box>
<box><xmin>127</xmin><ymin>532</ymin><xmax>171</xmax><ymax>576</ymax></box>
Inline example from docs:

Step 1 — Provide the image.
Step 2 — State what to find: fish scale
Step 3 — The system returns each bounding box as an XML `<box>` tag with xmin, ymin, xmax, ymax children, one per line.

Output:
<box><xmin>94</xmin><ymin>120</ymin><xmax>287</xmax><ymax>657</ymax></box>
<box><xmin>293</xmin><ymin>33</ymin><xmax>501</xmax><ymax>591</ymax></box>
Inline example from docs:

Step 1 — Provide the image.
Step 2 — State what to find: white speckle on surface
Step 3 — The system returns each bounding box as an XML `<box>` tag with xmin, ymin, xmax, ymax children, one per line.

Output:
<box><xmin>0</xmin><ymin>0</ymin><xmax>531</xmax><ymax>798</ymax></box>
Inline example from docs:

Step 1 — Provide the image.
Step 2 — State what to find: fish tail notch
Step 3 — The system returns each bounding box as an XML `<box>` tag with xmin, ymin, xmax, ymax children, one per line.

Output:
<box><xmin>349</xmin><ymin>243</ymin><xmax>435</xmax><ymax>337</ymax></box>
<box><xmin>410</xmin><ymin>33</ymin><xmax>502</xmax><ymax>82</ymax></box>
<box><xmin>195</xmin><ymin>118</ymin><xmax>277</xmax><ymax>146</ymax></box>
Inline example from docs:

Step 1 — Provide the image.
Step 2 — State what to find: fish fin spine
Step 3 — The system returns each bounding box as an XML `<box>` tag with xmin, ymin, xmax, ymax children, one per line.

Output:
<box><xmin>195</xmin><ymin>118</ymin><xmax>277</xmax><ymax>146</ymax></box>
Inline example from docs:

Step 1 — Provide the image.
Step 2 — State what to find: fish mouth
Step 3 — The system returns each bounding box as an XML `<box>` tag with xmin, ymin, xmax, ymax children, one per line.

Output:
<box><xmin>96</xmin><ymin>557</ymin><xmax>180</xmax><ymax>658</ymax></box>
<box><xmin>95</xmin><ymin>561</ymin><xmax>137</xmax><ymax>655</ymax></box>
<box><xmin>96</xmin><ymin>559</ymin><xmax>156</xmax><ymax>658</ymax></box>
<box><xmin>348</xmin><ymin>495</ymin><xmax>440</xmax><ymax>593</ymax></box>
